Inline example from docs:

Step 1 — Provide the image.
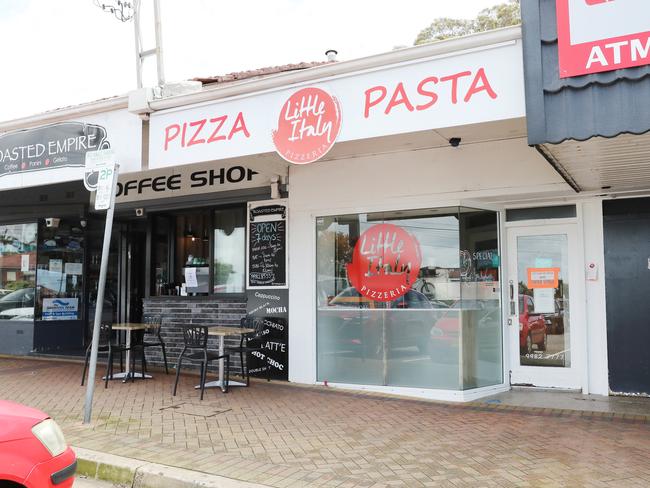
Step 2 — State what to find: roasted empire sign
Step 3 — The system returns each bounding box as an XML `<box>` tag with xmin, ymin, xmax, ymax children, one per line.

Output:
<box><xmin>0</xmin><ymin>122</ymin><xmax>109</xmax><ymax>177</ymax></box>
<box><xmin>347</xmin><ymin>223</ymin><xmax>421</xmax><ymax>302</ymax></box>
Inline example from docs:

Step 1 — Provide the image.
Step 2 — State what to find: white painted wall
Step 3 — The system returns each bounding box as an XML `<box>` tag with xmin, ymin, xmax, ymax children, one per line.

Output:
<box><xmin>580</xmin><ymin>198</ymin><xmax>609</xmax><ymax>395</ymax></box>
<box><xmin>287</xmin><ymin>135</ymin><xmax>571</xmax><ymax>389</ymax></box>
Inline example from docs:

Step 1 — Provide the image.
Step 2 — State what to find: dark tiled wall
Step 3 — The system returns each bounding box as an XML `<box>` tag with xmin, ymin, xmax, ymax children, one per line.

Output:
<box><xmin>142</xmin><ymin>297</ymin><xmax>247</xmax><ymax>376</ymax></box>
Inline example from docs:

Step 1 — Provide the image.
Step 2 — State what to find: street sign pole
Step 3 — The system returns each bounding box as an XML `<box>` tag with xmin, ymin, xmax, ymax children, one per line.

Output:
<box><xmin>83</xmin><ymin>161</ymin><xmax>119</xmax><ymax>424</ymax></box>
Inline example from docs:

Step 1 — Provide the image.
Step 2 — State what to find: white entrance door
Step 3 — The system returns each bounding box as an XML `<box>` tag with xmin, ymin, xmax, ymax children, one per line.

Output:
<box><xmin>506</xmin><ymin>224</ymin><xmax>584</xmax><ymax>389</ymax></box>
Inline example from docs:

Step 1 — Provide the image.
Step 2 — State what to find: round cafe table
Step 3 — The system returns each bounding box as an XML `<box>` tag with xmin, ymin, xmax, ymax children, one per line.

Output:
<box><xmin>195</xmin><ymin>326</ymin><xmax>255</xmax><ymax>391</ymax></box>
<box><xmin>107</xmin><ymin>322</ymin><xmax>158</xmax><ymax>382</ymax></box>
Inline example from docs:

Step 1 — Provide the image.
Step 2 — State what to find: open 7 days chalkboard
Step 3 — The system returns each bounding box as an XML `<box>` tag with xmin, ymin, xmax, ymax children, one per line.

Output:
<box><xmin>247</xmin><ymin>200</ymin><xmax>288</xmax><ymax>288</ymax></box>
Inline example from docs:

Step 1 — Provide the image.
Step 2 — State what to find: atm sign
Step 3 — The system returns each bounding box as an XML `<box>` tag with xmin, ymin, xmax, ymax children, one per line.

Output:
<box><xmin>556</xmin><ymin>0</ymin><xmax>650</xmax><ymax>78</ymax></box>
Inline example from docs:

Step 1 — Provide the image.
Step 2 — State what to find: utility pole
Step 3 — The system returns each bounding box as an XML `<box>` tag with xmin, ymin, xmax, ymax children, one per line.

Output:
<box><xmin>134</xmin><ymin>0</ymin><xmax>165</xmax><ymax>88</ymax></box>
<box><xmin>94</xmin><ymin>0</ymin><xmax>165</xmax><ymax>88</ymax></box>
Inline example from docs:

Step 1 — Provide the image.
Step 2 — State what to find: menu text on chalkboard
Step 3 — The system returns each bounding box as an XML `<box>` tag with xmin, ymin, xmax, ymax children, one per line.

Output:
<box><xmin>247</xmin><ymin>201</ymin><xmax>287</xmax><ymax>288</ymax></box>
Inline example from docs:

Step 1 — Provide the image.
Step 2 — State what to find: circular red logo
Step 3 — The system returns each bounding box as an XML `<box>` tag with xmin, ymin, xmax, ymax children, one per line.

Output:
<box><xmin>272</xmin><ymin>87</ymin><xmax>341</xmax><ymax>165</ymax></box>
<box><xmin>346</xmin><ymin>224</ymin><xmax>421</xmax><ymax>302</ymax></box>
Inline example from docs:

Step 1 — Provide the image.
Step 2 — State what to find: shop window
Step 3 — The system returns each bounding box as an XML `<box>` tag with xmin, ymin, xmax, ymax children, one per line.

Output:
<box><xmin>36</xmin><ymin>220</ymin><xmax>85</xmax><ymax>321</ymax></box>
<box><xmin>152</xmin><ymin>216</ymin><xmax>171</xmax><ymax>296</ymax></box>
<box><xmin>506</xmin><ymin>205</ymin><xmax>576</xmax><ymax>222</ymax></box>
<box><xmin>0</xmin><ymin>223</ymin><xmax>37</xmax><ymax>321</ymax></box>
<box><xmin>214</xmin><ymin>207</ymin><xmax>245</xmax><ymax>293</ymax></box>
<box><xmin>316</xmin><ymin>207</ymin><xmax>502</xmax><ymax>391</ymax></box>
<box><xmin>151</xmin><ymin>206</ymin><xmax>245</xmax><ymax>296</ymax></box>
<box><xmin>175</xmin><ymin>211</ymin><xmax>211</xmax><ymax>296</ymax></box>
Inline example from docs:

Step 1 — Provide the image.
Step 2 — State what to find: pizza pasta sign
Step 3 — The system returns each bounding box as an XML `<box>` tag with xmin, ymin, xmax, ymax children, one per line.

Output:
<box><xmin>557</xmin><ymin>0</ymin><xmax>650</xmax><ymax>78</ymax></box>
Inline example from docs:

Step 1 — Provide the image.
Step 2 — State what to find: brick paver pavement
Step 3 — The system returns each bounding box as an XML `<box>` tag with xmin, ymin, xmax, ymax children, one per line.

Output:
<box><xmin>1</xmin><ymin>358</ymin><xmax>649</xmax><ymax>487</ymax></box>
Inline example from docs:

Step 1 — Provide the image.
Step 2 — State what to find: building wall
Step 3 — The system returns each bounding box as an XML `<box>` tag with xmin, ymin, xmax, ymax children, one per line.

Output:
<box><xmin>287</xmin><ymin>137</ymin><xmax>570</xmax><ymax>392</ymax></box>
<box><xmin>581</xmin><ymin>199</ymin><xmax>609</xmax><ymax>395</ymax></box>
<box><xmin>143</xmin><ymin>297</ymin><xmax>247</xmax><ymax>376</ymax></box>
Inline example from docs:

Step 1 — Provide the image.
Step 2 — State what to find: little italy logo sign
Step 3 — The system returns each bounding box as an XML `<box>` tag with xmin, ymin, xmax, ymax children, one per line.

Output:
<box><xmin>346</xmin><ymin>223</ymin><xmax>421</xmax><ymax>302</ymax></box>
<box><xmin>272</xmin><ymin>87</ymin><xmax>342</xmax><ymax>164</ymax></box>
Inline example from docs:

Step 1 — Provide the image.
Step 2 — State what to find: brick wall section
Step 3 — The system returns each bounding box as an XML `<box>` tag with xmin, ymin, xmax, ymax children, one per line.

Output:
<box><xmin>142</xmin><ymin>297</ymin><xmax>247</xmax><ymax>377</ymax></box>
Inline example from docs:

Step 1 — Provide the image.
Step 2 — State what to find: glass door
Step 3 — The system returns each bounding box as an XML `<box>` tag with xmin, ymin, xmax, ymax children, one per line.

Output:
<box><xmin>506</xmin><ymin>224</ymin><xmax>583</xmax><ymax>389</ymax></box>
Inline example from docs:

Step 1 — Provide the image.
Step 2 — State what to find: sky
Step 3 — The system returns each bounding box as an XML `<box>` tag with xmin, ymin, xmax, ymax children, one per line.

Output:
<box><xmin>0</xmin><ymin>0</ymin><xmax>504</xmax><ymax>122</ymax></box>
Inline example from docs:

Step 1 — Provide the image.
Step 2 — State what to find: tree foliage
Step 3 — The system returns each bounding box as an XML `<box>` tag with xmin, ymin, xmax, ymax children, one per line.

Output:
<box><xmin>414</xmin><ymin>1</ymin><xmax>520</xmax><ymax>45</ymax></box>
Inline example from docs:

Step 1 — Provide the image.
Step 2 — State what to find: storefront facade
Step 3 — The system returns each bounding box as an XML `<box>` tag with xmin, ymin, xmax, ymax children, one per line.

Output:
<box><xmin>521</xmin><ymin>0</ymin><xmax>650</xmax><ymax>397</ymax></box>
<box><xmin>0</xmin><ymin>108</ymin><xmax>142</xmax><ymax>355</ymax></box>
<box><xmin>3</xmin><ymin>8</ymin><xmax>645</xmax><ymax>399</ymax></box>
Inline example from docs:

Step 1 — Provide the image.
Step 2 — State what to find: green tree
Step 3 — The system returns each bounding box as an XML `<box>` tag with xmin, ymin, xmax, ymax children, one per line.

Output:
<box><xmin>414</xmin><ymin>1</ymin><xmax>520</xmax><ymax>45</ymax></box>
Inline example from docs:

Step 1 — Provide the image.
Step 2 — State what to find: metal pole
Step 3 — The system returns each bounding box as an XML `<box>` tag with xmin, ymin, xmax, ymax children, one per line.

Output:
<box><xmin>133</xmin><ymin>0</ymin><xmax>143</xmax><ymax>88</ymax></box>
<box><xmin>153</xmin><ymin>0</ymin><xmax>165</xmax><ymax>86</ymax></box>
<box><xmin>83</xmin><ymin>164</ymin><xmax>120</xmax><ymax>424</ymax></box>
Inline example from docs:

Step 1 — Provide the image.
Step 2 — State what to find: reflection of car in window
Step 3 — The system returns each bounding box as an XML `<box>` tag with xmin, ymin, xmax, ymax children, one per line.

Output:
<box><xmin>543</xmin><ymin>299</ymin><xmax>565</xmax><ymax>335</ymax></box>
<box><xmin>321</xmin><ymin>287</ymin><xmax>442</xmax><ymax>356</ymax></box>
<box><xmin>519</xmin><ymin>295</ymin><xmax>547</xmax><ymax>354</ymax></box>
<box><xmin>0</xmin><ymin>307</ymin><xmax>34</xmax><ymax>321</ymax></box>
<box><xmin>0</xmin><ymin>288</ymin><xmax>35</xmax><ymax>313</ymax></box>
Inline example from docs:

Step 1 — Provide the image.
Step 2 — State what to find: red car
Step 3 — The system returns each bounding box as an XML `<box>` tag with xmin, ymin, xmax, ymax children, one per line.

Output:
<box><xmin>0</xmin><ymin>400</ymin><xmax>76</xmax><ymax>487</ymax></box>
<box><xmin>519</xmin><ymin>295</ymin><xmax>547</xmax><ymax>354</ymax></box>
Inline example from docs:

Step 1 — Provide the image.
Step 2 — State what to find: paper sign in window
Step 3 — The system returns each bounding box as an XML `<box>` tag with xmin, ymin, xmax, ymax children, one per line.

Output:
<box><xmin>184</xmin><ymin>267</ymin><xmax>198</xmax><ymax>288</ymax></box>
<box><xmin>527</xmin><ymin>268</ymin><xmax>560</xmax><ymax>289</ymax></box>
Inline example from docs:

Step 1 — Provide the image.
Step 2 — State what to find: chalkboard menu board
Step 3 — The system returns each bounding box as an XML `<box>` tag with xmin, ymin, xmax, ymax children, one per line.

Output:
<box><xmin>247</xmin><ymin>201</ymin><xmax>288</xmax><ymax>288</ymax></box>
<box><xmin>246</xmin><ymin>288</ymin><xmax>289</xmax><ymax>381</ymax></box>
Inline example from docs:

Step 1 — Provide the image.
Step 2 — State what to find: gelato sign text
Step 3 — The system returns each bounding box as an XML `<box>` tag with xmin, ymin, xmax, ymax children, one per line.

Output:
<box><xmin>0</xmin><ymin>122</ymin><xmax>109</xmax><ymax>177</ymax></box>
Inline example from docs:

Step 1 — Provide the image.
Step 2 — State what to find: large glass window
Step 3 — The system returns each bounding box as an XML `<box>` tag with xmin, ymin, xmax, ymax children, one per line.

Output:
<box><xmin>214</xmin><ymin>207</ymin><xmax>245</xmax><ymax>293</ymax></box>
<box><xmin>316</xmin><ymin>207</ymin><xmax>501</xmax><ymax>390</ymax></box>
<box><xmin>36</xmin><ymin>220</ymin><xmax>84</xmax><ymax>321</ymax></box>
<box><xmin>152</xmin><ymin>216</ymin><xmax>171</xmax><ymax>296</ymax></box>
<box><xmin>175</xmin><ymin>211</ymin><xmax>211</xmax><ymax>295</ymax></box>
<box><xmin>0</xmin><ymin>223</ymin><xmax>37</xmax><ymax>321</ymax></box>
<box><xmin>150</xmin><ymin>206</ymin><xmax>246</xmax><ymax>296</ymax></box>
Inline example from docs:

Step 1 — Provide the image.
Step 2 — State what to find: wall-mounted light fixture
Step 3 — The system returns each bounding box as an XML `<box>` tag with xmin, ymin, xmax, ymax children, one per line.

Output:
<box><xmin>184</xmin><ymin>222</ymin><xmax>196</xmax><ymax>241</ymax></box>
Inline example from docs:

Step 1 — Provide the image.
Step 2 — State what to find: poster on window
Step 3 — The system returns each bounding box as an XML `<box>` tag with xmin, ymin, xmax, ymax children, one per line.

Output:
<box><xmin>42</xmin><ymin>298</ymin><xmax>78</xmax><ymax>321</ymax></box>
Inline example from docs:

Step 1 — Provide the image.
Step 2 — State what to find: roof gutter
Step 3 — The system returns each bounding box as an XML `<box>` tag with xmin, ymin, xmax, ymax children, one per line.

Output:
<box><xmin>0</xmin><ymin>96</ymin><xmax>128</xmax><ymax>133</ymax></box>
<box><xmin>148</xmin><ymin>26</ymin><xmax>522</xmax><ymax>113</ymax></box>
<box><xmin>0</xmin><ymin>25</ymin><xmax>521</xmax><ymax>131</ymax></box>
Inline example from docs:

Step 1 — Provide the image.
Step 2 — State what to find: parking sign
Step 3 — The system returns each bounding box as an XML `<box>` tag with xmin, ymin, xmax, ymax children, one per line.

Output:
<box><xmin>85</xmin><ymin>149</ymin><xmax>118</xmax><ymax>210</ymax></box>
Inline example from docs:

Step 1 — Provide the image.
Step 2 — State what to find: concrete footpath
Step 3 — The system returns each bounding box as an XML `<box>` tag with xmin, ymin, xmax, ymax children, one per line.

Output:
<box><xmin>1</xmin><ymin>357</ymin><xmax>649</xmax><ymax>487</ymax></box>
<box><xmin>75</xmin><ymin>446</ymin><xmax>269</xmax><ymax>488</ymax></box>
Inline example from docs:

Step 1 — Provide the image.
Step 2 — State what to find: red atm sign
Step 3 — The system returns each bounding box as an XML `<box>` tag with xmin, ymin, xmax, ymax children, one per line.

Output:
<box><xmin>557</xmin><ymin>0</ymin><xmax>650</xmax><ymax>78</ymax></box>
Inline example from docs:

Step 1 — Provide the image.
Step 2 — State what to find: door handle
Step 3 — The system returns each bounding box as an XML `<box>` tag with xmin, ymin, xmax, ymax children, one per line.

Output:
<box><xmin>509</xmin><ymin>280</ymin><xmax>515</xmax><ymax>315</ymax></box>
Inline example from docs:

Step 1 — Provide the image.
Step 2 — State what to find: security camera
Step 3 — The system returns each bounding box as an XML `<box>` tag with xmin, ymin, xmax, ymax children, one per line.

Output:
<box><xmin>45</xmin><ymin>218</ymin><xmax>61</xmax><ymax>228</ymax></box>
<box><xmin>135</xmin><ymin>208</ymin><xmax>144</xmax><ymax>217</ymax></box>
<box><xmin>449</xmin><ymin>137</ymin><xmax>461</xmax><ymax>148</ymax></box>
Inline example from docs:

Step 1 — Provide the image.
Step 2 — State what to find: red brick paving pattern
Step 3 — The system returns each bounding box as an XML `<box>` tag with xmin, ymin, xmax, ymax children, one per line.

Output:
<box><xmin>1</xmin><ymin>358</ymin><xmax>649</xmax><ymax>487</ymax></box>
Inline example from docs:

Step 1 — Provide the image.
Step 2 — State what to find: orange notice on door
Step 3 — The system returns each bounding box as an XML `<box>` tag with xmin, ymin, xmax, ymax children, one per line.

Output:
<box><xmin>527</xmin><ymin>268</ymin><xmax>560</xmax><ymax>289</ymax></box>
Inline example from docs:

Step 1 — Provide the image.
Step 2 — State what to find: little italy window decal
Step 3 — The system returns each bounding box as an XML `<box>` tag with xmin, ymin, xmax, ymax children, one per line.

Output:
<box><xmin>346</xmin><ymin>223</ymin><xmax>422</xmax><ymax>302</ymax></box>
